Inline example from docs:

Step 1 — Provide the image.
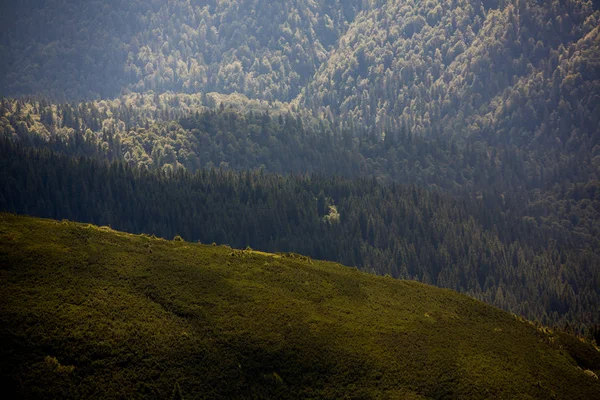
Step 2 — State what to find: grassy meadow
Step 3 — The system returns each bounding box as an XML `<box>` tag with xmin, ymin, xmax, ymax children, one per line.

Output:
<box><xmin>0</xmin><ymin>213</ymin><xmax>598</xmax><ymax>399</ymax></box>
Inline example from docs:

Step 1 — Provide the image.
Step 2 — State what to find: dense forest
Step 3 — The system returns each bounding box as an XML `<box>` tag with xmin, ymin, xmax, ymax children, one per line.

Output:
<box><xmin>0</xmin><ymin>96</ymin><xmax>532</xmax><ymax>190</ymax></box>
<box><xmin>2</xmin><ymin>0</ymin><xmax>599</xmax><ymax>137</ymax></box>
<box><xmin>1</xmin><ymin>0</ymin><xmax>599</xmax><ymax>337</ymax></box>
<box><xmin>2</xmin><ymin>140</ymin><xmax>599</xmax><ymax>335</ymax></box>
<box><xmin>3</xmin><ymin>97</ymin><xmax>599</xmax><ymax>248</ymax></box>
<box><xmin>303</xmin><ymin>0</ymin><xmax>600</xmax><ymax>133</ymax></box>
<box><xmin>1</xmin><ymin>0</ymin><xmax>598</xmax><ymax>195</ymax></box>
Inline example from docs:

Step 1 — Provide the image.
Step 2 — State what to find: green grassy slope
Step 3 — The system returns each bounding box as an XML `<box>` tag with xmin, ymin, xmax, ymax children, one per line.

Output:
<box><xmin>0</xmin><ymin>213</ymin><xmax>599</xmax><ymax>399</ymax></box>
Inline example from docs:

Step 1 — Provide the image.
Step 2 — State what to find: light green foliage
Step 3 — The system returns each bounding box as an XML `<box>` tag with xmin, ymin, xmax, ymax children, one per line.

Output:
<box><xmin>323</xmin><ymin>204</ymin><xmax>340</xmax><ymax>223</ymax></box>
<box><xmin>0</xmin><ymin>213</ymin><xmax>599</xmax><ymax>398</ymax></box>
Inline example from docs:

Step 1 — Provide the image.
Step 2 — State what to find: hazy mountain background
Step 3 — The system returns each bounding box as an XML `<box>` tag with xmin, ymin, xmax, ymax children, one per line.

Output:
<box><xmin>0</xmin><ymin>0</ymin><xmax>369</xmax><ymax>101</ymax></box>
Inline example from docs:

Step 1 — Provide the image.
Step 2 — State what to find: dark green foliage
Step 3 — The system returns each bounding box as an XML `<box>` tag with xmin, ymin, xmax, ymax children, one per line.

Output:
<box><xmin>0</xmin><ymin>213</ymin><xmax>599</xmax><ymax>399</ymax></box>
<box><xmin>171</xmin><ymin>382</ymin><xmax>184</xmax><ymax>400</ymax></box>
<box><xmin>1</xmin><ymin>140</ymin><xmax>598</xmax><ymax>332</ymax></box>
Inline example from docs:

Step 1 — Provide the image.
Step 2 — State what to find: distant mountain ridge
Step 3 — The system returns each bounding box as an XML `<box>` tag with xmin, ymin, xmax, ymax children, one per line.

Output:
<box><xmin>302</xmin><ymin>0</ymin><xmax>599</xmax><ymax>133</ymax></box>
<box><xmin>2</xmin><ymin>1</ymin><xmax>598</xmax><ymax>116</ymax></box>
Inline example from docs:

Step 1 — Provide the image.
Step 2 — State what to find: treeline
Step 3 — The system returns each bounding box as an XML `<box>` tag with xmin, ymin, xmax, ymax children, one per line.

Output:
<box><xmin>3</xmin><ymin>95</ymin><xmax>599</xmax><ymax>240</ymax></box>
<box><xmin>1</xmin><ymin>139</ymin><xmax>598</xmax><ymax>335</ymax></box>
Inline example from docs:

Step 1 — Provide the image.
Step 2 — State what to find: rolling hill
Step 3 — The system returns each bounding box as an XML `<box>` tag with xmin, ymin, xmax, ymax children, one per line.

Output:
<box><xmin>0</xmin><ymin>213</ymin><xmax>599</xmax><ymax>398</ymax></box>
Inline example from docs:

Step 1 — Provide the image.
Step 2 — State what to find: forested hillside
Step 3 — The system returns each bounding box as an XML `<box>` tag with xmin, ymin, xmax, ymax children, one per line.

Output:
<box><xmin>303</xmin><ymin>0</ymin><xmax>600</xmax><ymax>189</ymax></box>
<box><xmin>1</xmin><ymin>0</ymin><xmax>598</xmax><ymax>189</ymax></box>
<box><xmin>304</xmin><ymin>0</ymin><xmax>599</xmax><ymax>132</ymax></box>
<box><xmin>3</xmin><ymin>0</ymin><xmax>599</xmax><ymax>140</ymax></box>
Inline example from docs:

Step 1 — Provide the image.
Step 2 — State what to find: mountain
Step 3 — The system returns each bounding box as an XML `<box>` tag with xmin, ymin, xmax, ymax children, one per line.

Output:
<box><xmin>1</xmin><ymin>0</ymin><xmax>599</xmax><ymax>338</ymax></box>
<box><xmin>302</xmin><ymin>0</ymin><xmax>600</xmax><ymax>189</ymax></box>
<box><xmin>303</xmin><ymin>0</ymin><xmax>599</xmax><ymax>132</ymax></box>
<box><xmin>2</xmin><ymin>1</ymin><xmax>599</xmax><ymax>134</ymax></box>
<box><xmin>1</xmin><ymin>213</ymin><xmax>599</xmax><ymax>399</ymax></box>
<box><xmin>1</xmin><ymin>0</ymin><xmax>598</xmax><ymax>189</ymax></box>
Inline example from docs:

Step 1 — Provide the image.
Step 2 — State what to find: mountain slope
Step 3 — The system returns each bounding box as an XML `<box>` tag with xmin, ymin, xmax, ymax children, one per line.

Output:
<box><xmin>1</xmin><ymin>214</ymin><xmax>599</xmax><ymax>398</ymax></box>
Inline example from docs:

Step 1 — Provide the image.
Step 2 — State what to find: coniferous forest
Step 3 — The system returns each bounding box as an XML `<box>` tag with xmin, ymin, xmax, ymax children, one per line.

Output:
<box><xmin>1</xmin><ymin>1</ymin><xmax>600</xmax><ymax>397</ymax></box>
